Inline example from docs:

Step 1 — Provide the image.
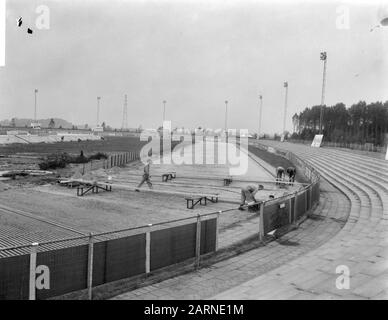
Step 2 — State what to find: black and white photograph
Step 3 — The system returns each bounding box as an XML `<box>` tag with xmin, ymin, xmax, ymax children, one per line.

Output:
<box><xmin>0</xmin><ymin>0</ymin><xmax>388</xmax><ymax>306</ymax></box>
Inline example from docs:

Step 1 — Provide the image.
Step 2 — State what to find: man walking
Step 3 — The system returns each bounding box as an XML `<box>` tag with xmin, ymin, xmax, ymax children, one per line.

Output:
<box><xmin>136</xmin><ymin>159</ymin><xmax>153</xmax><ymax>190</ymax></box>
<box><xmin>238</xmin><ymin>184</ymin><xmax>264</xmax><ymax>210</ymax></box>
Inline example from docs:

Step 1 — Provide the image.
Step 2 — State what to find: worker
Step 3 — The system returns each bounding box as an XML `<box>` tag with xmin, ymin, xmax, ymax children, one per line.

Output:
<box><xmin>238</xmin><ymin>184</ymin><xmax>264</xmax><ymax>210</ymax></box>
<box><xmin>276</xmin><ymin>166</ymin><xmax>285</xmax><ymax>185</ymax></box>
<box><xmin>136</xmin><ymin>159</ymin><xmax>153</xmax><ymax>190</ymax></box>
<box><xmin>286</xmin><ymin>166</ymin><xmax>296</xmax><ymax>185</ymax></box>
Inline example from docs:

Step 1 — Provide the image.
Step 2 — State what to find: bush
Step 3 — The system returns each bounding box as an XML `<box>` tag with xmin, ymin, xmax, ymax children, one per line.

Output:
<box><xmin>88</xmin><ymin>152</ymin><xmax>108</xmax><ymax>161</ymax></box>
<box><xmin>39</xmin><ymin>153</ymin><xmax>68</xmax><ymax>170</ymax></box>
<box><xmin>38</xmin><ymin>151</ymin><xmax>108</xmax><ymax>170</ymax></box>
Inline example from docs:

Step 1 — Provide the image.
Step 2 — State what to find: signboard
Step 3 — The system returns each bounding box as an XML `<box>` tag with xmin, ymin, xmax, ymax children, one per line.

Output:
<box><xmin>311</xmin><ymin>134</ymin><xmax>323</xmax><ymax>148</ymax></box>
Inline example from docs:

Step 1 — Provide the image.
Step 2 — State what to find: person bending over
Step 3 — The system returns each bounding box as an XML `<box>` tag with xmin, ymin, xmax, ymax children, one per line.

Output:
<box><xmin>238</xmin><ymin>184</ymin><xmax>264</xmax><ymax>211</ymax></box>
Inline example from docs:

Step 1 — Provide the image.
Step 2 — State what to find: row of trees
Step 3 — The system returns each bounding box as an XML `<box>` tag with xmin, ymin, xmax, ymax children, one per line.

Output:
<box><xmin>291</xmin><ymin>101</ymin><xmax>388</xmax><ymax>146</ymax></box>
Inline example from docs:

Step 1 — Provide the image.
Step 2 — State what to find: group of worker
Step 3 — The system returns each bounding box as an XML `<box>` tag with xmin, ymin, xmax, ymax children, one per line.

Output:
<box><xmin>276</xmin><ymin>166</ymin><xmax>296</xmax><ymax>185</ymax></box>
<box><xmin>135</xmin><ymin>159</ymin><xmax>297</xmax><ymax>213</ymax></box>
<box><xmin>238</xmin><ymin>166</ymin><xmax>296</xmax><ymax>210</ymax></box>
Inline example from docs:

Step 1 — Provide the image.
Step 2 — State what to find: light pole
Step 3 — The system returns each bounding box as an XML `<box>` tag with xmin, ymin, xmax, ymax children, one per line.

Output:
<box><xmin>282</xmin><ymin>82</ymin><xmax>288</xmax><ymax>137</ymax></box>
<box><xmin>96</xmin><ymin>96</ymin><xmax>101</xmax><ymax>127</ymax></box>
<box><xmin>34</xmin><ymin>89</ymin><xmax>38</xmax><ymax>122</ymax></box>
<box><xmin>163</xmin><ymin>100</ymin><xmax>167</xmax><ymax>123</ymax></box>
<box><xmin>319</xmin><ymin>51</ymin><xmax>327</xmax><ymax>134</ymax></box>
<box><xmin>258</xmin><ymin>95</ymin><xmax>263</xmax><ymax>139</ymax></box>
<box><xmin>224</xmin><ymin>100</ymin><xmax>228</xmax><ymax>136</ymax></box>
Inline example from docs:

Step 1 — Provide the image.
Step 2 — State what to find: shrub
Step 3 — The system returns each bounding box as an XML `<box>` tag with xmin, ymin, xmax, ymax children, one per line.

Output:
<box><xmin>88</xmin><ymin>152</ymin><xmax>108</xmax><ymax>161</ymax></box>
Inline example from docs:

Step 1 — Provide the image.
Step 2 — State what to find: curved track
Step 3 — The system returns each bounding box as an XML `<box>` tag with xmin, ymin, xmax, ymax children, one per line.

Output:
<box><xmin>214</xmin><ymin>141</ymin><xmax>388</xmax><ymax>299</ymax></box>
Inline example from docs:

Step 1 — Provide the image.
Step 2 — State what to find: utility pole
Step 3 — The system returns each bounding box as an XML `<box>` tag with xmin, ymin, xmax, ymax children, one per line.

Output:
<box><xmin>224</xmin><ymin>100</ymin><xmax>229</xmax><ymax>143</ymax></box>
<box><xmin>163</xmin><ymin>100</ymin><xmax>166</xmax><ymax>123</ymax></box>
<box><xmin>34</xmin><ymin>89</ymin><xmax>38</xmax><ymax>122</ymax></box>
<box><xmin>283</xmin><ymin>82</ymin><xmax>288</xmax><ymax>136</ymax></box>
<box><xmin>121</xmin><ymin>94</ymin><xmax>128</xmax><ymax>130</ymax></box>
<box><xmin>258</xmin><ymin>95</ymin><xmax>263</xmax><ymax>139</ymax></box>
<box><xmin>319</xmin><ymin>51</ymin><xmax>327</xmax><ymax>134</ymax></box>
<box><xmin>96</xmin><ymin>96</ymin><xmax>101</xmax><ymax>127</ymax></box>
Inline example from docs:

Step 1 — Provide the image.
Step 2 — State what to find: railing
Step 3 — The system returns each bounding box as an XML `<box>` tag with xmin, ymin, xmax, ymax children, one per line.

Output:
<box><xmin>249</xmin><ymin>141</ymin><xmax>320</xmax><ymax>240</ymax></box>
<box><xmin>287</xmin><ymin>139</ymin><xmax>387</xmax><ymax>154</ymax></box>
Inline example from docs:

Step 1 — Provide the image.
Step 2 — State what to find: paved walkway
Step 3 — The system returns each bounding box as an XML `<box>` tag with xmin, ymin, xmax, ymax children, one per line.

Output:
<box><xmin>112</xmin><ymin>179</ymin><xmax>349</xmax><ymax>300</ymax></box>
<box><xmin>214</xmin><ymin>141</ymin><xmax>388</xmax><ymax>299</ymax></box>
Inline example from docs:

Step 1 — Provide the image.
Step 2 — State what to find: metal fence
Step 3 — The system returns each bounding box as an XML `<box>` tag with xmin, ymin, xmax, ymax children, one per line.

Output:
<box><xmin>287</xmin><ymin>139</ymin><xmax>387</xmax><ymax>154</ymax></box>
<box><xmin>0</xmin><ymin>213</ymin><xmax>218</xmax><ymax>300</ymax></box>
<box><xmin>250</xmin><ymin>141</ymin><xmax>320</xmax><ymax>239</ymax></box>
<box><xmin>0</xmin><ymin>143</ymin><xmax>320</xmax><ymax>300</ymax></box>
<box><xmin>74</xmin><ymin>151</ymin><xmax>140</xmax><ymax>174</ymax></box>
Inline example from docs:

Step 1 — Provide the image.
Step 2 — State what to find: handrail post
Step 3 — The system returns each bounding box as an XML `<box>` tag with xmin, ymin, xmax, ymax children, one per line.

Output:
<box><xmin>87</xmin><ymin>233</ymin><xmax>94</xmax><ymax>300</ymax></box>
<box><xmin>145</xmin><ymin>224</ymin><xmax>152</xmax><ymax>274</ymax></box>
<box><xmin>29</xmin><ymin>242</ymin><xmax>39</xmax><ymax>300</ymax></box>
<box><xmin>215</xmin><ymin>211</ymin><xmax>221</xmax><ymax>251</ymax></box>
<box><xmin>195</xmin><ymin>214</ymin><xmax>201</xmax><ymax>269</ymax></box>
<box><xmin>259</xmin><ymin>202</ymin><xmax>265</xmax><ymax>242</ymax></box>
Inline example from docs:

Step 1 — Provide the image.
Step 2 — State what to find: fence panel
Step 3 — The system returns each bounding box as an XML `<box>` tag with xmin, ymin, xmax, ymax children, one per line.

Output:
<box><xmin>0</xmin><ymin>254</ymin><xmax>30</xmax><ymax>300</ymax></box>
<box><xmin>150</xmin><ymin>223</ymin><xmax>196</xmax><ymax>271</ymax></box>
<box><xmin>36</xmin><ymin>244</ymin><xmax>89</xmax><ymax>299</ymax></box>
<box><xmin>312</xmin><ymin>181</ymin><xmax>320</xmax><ymax>204</ymax></box>
<box><xmin>263</xmin><ymin>200</ymin><xmax>290</xmax><ymax>234</ymax></box>
<box><xmin>200</xmin><ymin>218</ymin><xmax>217</xmax><ymax>254</ymax></box>
<box><xmin>295</xmin><ymin>191</ymin><xmax>307</xmax><ymax>220</ymax></box>
<box><xmin>92</xmin><ymin>234</ymin><xmax>146</xmax><ymax>286</ymax></box>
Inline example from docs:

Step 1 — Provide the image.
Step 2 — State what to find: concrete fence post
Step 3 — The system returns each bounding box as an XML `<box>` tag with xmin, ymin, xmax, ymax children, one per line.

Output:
<box><xmin>259</xmin><ymin>202</ymin><xmax>265</xmax><ymax>242</ymax></box>
<box><xmin>87</xmin><ymin>233</ymin><xmax>94</xmax><ymax>300</ymax></box>
<box><xmin>289</xmin><ymin>198</ymin><xmax>292</xmax><ymax>224</ymax></box>
<box><xmin>29</xmin><ymin>242</ymin><xmax>39</xmax><ymax>300</ymax></box>
<box><xmin>305</xmin><ymin>190</ymin><xmax>307</xmax><ymax>214</ymax></box>
<box><xmin>145</xmin><ymin>224</ymin><xmax>152</xmax><ymax>274</ymax></box>
<box><xmin>293</xmin><ymin>192</ymin><xmax>298</xmax><ymax>223</ymax></box>
<box><xmin>195</xmin><ymin>214</ymin><xmax>202</xmax><ymax>269</ymax></box>
<box><xmin>215</xmin><ymin>211</ymin><xmax>221</xmax><ymax>251</ymax></box>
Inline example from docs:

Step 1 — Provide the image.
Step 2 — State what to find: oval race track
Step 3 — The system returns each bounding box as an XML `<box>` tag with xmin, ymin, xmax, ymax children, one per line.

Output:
<box><xmin>214</xmin><ymin>141</ymin><xmax>388</xmax><ymax>299</ymax></box>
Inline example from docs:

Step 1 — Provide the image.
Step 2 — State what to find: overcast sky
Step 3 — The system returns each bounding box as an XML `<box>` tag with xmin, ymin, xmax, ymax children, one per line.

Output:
<box><xmin>0</xmin><ymin>0</ymin><xmax>387</xmax><ymax>133</ymax></box>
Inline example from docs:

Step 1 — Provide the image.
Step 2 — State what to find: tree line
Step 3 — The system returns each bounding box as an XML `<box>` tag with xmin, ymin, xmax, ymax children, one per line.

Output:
<box><xmin>291</xmin><ymin>101</ymin><xmax>388</xmax><ymax>146</ymax></box>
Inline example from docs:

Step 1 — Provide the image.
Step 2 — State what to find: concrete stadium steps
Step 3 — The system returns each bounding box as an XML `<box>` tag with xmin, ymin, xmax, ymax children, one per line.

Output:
<box><xmin>212</xmin><ymin>141</ymin><xmax>388</xmax><ymax>299</ymax></box>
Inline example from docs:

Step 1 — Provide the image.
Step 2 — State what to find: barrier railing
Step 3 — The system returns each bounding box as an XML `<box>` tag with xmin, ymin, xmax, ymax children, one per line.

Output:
<box><xmin>287</xmin><ymin>139</ymin><xmax>387</xmax><ymax>154</ymax></box>
<box><xmin>249</xmin><ymin>141</ymin><xmax>320</xmax><ymax>241</ymax></box>
<box><xmin>0</xmin><ymin>212</ymin><xmax>218</xmax><ymax>300</ymax></box>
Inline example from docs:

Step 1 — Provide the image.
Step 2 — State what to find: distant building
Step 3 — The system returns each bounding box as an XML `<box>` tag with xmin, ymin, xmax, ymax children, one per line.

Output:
<box><xmin>30</xmin><ymin>122</ymin><xmax>41</xmax><ymax>129</ymax></box>
<box><xmin>92</xmin><ymin>126</ymin><xmax>104</xmax><ymax>132</ymax></box>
